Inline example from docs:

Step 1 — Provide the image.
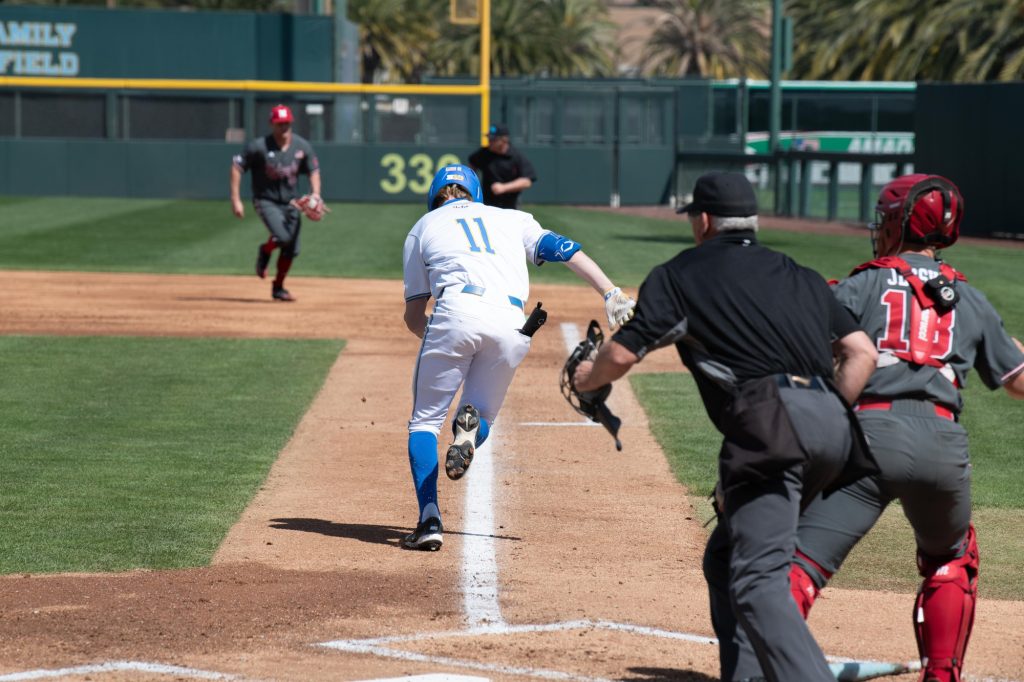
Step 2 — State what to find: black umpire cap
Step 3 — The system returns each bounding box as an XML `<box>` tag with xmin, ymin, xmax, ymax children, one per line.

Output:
<box><xmin>488</xmin><ymin>123</ymin><xmax>510</xmax><ymax>138</ymax></box>
<box><xmin>677</xmin><ymin>171</ymin><xmax>758</xmax><ymax>216</ymax></box>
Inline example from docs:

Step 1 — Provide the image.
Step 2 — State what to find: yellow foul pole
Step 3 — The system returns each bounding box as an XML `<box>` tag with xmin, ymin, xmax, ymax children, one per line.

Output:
<box><xmin>479</xmin><ymin>0</ymin><xmax>491</xmax><ymax>147</ymax></box>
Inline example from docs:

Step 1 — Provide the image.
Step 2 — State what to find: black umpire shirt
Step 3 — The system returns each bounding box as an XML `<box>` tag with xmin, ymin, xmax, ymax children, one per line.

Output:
<box><xmin>614</xmin><ymin>230</ymin><xmax>860</xmax><ymax>434</ymax></box>
<box><xmin>467</xmin><ymin>145</ymin><xmax>538</xmax><ymax>209</ymax></box>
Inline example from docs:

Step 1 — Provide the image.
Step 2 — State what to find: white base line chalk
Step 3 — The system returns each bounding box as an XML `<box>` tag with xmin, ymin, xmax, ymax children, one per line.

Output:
<box><xmin>0</xmin><ymin>660</ymin><xmax>235</xmax><ymax>681</ymax></box>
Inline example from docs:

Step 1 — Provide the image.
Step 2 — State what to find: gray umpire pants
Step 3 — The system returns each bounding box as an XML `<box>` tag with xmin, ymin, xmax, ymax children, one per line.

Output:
<box><xmin>702</xmin><ymin>383</ymin><xmax>853</xmax><ymax>682</ymax></box>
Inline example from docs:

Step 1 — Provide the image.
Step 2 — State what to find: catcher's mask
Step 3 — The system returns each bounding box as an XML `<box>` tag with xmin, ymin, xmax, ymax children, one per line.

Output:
<box><xmin>869</xmin><ymin>174</ymin><xmax>963</xmax><ymax>257</ymax></box>
<box><xmin>427</xmin><ymin>164</ymin><xmax>483</xmax><ymax>211</ymax></box>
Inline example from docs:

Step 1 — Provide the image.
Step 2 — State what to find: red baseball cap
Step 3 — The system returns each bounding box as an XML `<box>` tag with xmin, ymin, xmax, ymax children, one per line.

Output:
<box><xmin>269</xmin><ymin>104</ymin><xmax>293</xmax><ymax>124</ymax></box>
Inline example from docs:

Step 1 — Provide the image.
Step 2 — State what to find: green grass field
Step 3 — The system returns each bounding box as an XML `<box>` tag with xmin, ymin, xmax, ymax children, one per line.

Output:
<box><xmin>1</xmin><ymin>196</ymin><xmax>1021</xmax><ymax>596</ymax></box>
<box><xmin>0</xmin><ymin>335</ymin><xmax>343</xmax><ymax>573</ymax></box>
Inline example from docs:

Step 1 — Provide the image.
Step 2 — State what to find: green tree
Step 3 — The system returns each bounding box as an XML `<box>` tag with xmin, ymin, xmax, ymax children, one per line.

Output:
<box><xmin>635</xmin><ymin>0</ymin><xmax>770</xmax><ymax>79</ymax></box>
<box><xmin>347</xmin><ymin>0</ymin><xmax>438</xmax><ymax>83</ymax></box>
<box><xmin>431</xmin><ymin>0</ymin><xmax>615</xmax><ymax>78</ymax></box>
<box><xmin>787</xmin><ymin>0</ymin><xmax>1024</xmax><ymax>82</ymax></box>
<box><xmin>539</xmin><ymin>0</ymin><xmax>617</xmax><ymax>77</ymax></box>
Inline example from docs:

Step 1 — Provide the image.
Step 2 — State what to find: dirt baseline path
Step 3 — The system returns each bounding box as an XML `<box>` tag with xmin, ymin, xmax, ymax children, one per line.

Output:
<box><xmin>0</xmin><ymin>270</ymin><xmax>1021</xmax><ymax>682</ymax></box>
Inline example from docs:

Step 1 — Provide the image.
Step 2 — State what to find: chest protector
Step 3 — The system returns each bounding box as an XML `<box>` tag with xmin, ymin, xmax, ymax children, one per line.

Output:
<box><xmin>851</xmin><ymin>257</ymin><xmax>967</xmax><ymax>368</ymax></box>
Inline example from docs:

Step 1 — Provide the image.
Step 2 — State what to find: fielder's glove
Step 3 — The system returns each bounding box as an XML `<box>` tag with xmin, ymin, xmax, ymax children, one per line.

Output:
<box><xmin>559</xmin><ymin>320</ymin><xmax>623</xmax><ymax>451</ymax></box>
<box><xmin>603</xmin><ymin>287</ymin><xmax>636</xmax><ymax>330</ymax></box>
<box><xmin>291</xmin><ymin>193</ymin><xmax>330</xmax><ymax>221</ymax></box>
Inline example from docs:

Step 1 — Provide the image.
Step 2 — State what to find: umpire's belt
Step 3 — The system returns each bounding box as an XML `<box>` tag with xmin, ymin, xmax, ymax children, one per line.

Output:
<box><xmin>450</xmin><ymin>284</ymin><xmax>525</xmax><ymax>311</ymax></box>
<box><xmin>774</xmin><ymin>374</ymin><xmax>828</xmax><ymax>392</ymax></box>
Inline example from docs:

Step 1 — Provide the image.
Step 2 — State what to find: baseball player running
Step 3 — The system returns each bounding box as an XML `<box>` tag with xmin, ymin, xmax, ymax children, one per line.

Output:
<box><xmin>230</xmin><ymin>104</ymin><xmax>321</xmax><ymax>302</ymax></box>
<box><xmin>781</xmin><ymin>175</ymin><xmax>1024</xmax><ymax>682</ymax></box>
<box><xmin>400</xmin><ymin>163</ymin><xmax>635</xmax><ymax>551</ymax></box>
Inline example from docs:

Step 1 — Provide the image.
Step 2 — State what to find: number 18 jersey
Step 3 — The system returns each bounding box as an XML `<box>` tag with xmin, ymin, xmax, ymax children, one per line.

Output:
<box><xmin>833</xmin><ymin>252</ymin><xmax>1024</xmax><ymax>411</ymax></box>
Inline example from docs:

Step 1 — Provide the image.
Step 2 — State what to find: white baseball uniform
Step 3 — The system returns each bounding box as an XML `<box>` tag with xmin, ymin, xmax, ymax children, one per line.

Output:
<box><xmin>403</xmin><ymin>198</ymin><xmax>564</xmax><ymax>435</ymax></box>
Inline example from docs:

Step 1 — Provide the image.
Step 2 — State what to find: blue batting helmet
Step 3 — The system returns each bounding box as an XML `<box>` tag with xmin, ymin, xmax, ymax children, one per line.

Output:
<box><xmin>427</xmin><ymin>163</ymin><xmax>482</xmax><ymax>210</ymax></box>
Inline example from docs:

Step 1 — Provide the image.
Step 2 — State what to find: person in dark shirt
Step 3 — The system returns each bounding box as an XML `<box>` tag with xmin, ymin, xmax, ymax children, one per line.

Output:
<box><xmin>468</xmin><ymin>123</ymin><xmax>537</xmax><ymax>209</ymax></box>
<box><xmin>230</xmin><ymin>104</ymin><xmax>321</xmax><ymax>302</ymax></box>
<box><xmin>572</xmin><ymin>172</ymin><xmax>879</xmax><ymax>681</ymax></box>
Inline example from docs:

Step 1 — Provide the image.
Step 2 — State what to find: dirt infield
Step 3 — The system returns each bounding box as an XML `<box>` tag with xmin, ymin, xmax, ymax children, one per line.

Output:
<box><xmin>1</xmin><ymin>270</ymin><xmax>1021</xmax><ymax>682</ymax></box>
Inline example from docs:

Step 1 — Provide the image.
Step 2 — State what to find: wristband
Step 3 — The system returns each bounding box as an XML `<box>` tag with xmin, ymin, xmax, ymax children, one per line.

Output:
<box><xmin>603</xmin><ymin>286</ymin><xmax>620</xmax><ymax>301</ymax></box>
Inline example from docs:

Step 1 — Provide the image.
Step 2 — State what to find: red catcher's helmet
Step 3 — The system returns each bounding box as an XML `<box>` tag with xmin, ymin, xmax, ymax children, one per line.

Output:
<box><xmin>269</xmin><ymin>104</ymin><xmax>293</xmax><ymax>124</ymax></box>
<box><xmin>870</xmin><ymin>174</ymin><xmax>963</xmax><ymax>256</ymax></box>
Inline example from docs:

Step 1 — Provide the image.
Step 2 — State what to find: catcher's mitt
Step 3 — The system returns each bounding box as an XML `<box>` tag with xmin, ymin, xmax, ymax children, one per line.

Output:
<box><xmin>291</xmin><ymin>193</ymin><xmax>330</xmax><ymax>221</ymax></box>
<box><xmin>559</xmin><ymin>319</ymin><xmax>623</xmax><ymax>451</ymax></box>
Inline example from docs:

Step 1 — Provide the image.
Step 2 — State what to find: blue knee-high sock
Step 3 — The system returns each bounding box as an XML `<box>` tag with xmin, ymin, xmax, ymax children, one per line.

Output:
<box><xmin>476</xmin><ymin>417</ymin><xmax>490</xmax><ymax>448</ymax></box>
<box><xmin>408</xmin><ymin>431</ymin><xmax>439</xmax><ymax>522</ymax></box>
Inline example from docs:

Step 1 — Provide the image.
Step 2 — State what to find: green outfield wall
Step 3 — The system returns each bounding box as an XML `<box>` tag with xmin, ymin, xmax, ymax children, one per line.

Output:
<box><xmin>0</xmin><ymin>139</ymin><xmax>641</xmax><ymax>205</ymax></box>
<box><xmin>0</xmin><ymin>5</ymin><xmax>916</xmax><ymax>207</ymax></box>
<box><xmin>0</xmin><ymin>4</ymin><xmax>332</xmax><ymax>81</ymax></box>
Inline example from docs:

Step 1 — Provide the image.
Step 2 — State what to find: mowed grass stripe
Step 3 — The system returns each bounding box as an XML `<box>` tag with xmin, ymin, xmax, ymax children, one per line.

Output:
<box><xmin>631</xmin><ymin>372</ymin><xmax>1024</xmax><ymax>600</ymax></box>
<box><xmin>0</xmin><ymin>196</ymin><xmax>1020</xmax><ymax>327</ymax></box>
<box><xmin>0</xmin><ymin>335</ymin><xmax>343</xmax><ymax>574</ymax></box>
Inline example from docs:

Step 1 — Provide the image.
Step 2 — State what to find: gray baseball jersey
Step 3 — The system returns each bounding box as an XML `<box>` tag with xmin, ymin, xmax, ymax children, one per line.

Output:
<box><xmin>232</xmin><ymin>134</ymin><xmax>319</xmax><ymax>205</ymax></box>
<box><xmin>833</xmin><ymin>252</ymin><xmax>1024</xmax><ymax>411</ymax></box>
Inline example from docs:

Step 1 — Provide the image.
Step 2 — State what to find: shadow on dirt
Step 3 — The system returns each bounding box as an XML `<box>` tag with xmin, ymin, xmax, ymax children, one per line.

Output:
<box><xmin>269</xmin><ymin>517</ymin><xmax>522</xmax><ymax>547</ymax></box>
<box><xmin>621</xmin><ymin>667</ymin><xmax>718</xmax><ymax>682</ymax></box>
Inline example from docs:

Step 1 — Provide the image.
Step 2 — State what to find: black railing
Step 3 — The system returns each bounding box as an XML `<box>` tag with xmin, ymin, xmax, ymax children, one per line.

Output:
<box><xmin>676</xmin><ymin>149</ymin><xmax>915</xmax><ymax>222</ymax></box>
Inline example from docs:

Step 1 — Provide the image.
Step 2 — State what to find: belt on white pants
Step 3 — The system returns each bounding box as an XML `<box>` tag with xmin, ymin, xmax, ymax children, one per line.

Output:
<box><xmin>445</xmin><ymin>284</ymin><xmax>525</xmax><ymax>311</ymax></box>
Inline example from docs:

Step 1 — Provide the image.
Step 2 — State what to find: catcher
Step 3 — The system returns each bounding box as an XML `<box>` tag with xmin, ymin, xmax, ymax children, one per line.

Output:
<box><xmin>230</xmin><ymin>104</ymin><xmax>326</xmax><ymax>302</ymax></box>
<box><xmin>570</xmin><ymin>171</ymin><xmax>878</xmax><ymax>681</ymax></box>
<box><xmin>781</xmin><ymin>175</ymin><xmax>1024</xmax><ymax>682</ymax></box>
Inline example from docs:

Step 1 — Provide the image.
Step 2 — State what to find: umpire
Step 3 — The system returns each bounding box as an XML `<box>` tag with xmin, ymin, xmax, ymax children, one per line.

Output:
<box><xmin>230</xmin><ymin>104</ymin><xmax>321</xmax><ymax>302</ymax></box>
<box><xmin>572</xmin><ymin>172</ymin><xmax>879</xmax><ymax>681</ymax></box>
<box><xmin>468</xmin><ymin>123</ymin><xmax>537</xmax><ymax>209</ymax></box>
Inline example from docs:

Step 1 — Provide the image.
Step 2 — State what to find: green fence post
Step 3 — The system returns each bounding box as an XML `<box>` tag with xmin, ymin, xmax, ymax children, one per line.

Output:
<box><xmin>798</xmin><ymin>157</ymin><xmax>810</xmax><ymax>217</ymax></box>
<box><xmin>243</xmin><ymin>93</ymin><xmax>256</xmax><ymax>140</ymax></box>
<box><xmin>787</xmin><ymin>157</ymin><xmax>798</xmax><ymax>216</ymax></box>
<box><xmin>773</xmin><ymin>154</ymin><xmax>783</xmax><ymax>215</ymax></box>
<box><xmin>105</xmin><ymin>93</ymin><xmax>117</xmax><ymax>139</ymax></box>
<box><xmin>13</xmin><ymin>90</ymin><xmax>21</xmax><ymax>139</ymax></box>
<box><xmin>859</xmin><ymin>163</ymin><xmax>873</xmax><ymax>222</ymax></box>
<box><xmin>827</xmin><ymin>160</ymin><xmax>839</xmax><ymax>221</ymax></box>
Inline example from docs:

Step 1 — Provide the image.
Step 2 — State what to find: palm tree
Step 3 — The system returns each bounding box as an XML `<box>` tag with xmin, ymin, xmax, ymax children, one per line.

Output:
<box><xmin>347</xmin><ymin>0</ymin><xmax>439</xmax><ymax>83</ymax></box>
<box><xmin>787</xmin><ymin>0</ymin><xmax>1024</xmax><ymax>82</ymax></box>
<box><xmin>538</xmin><ymin>0</ymin><xmax>617</xmax><ymax>77</ymax></box>
<box><xmin>430</xmin><ymin>0</ymin><xmax>615</xmax><ymax>78</ymax></box>
<box><xmin>635</xmin><ymin>0</ymin><xmax>770</xmax><ymax>79</ymax></box>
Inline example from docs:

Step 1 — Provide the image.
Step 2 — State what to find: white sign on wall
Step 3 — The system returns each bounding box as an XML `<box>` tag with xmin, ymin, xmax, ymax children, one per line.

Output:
<box><xmin>0</xmin><ymin>21</ymin><xmax>79</xmax><ymax>76</ymax></box>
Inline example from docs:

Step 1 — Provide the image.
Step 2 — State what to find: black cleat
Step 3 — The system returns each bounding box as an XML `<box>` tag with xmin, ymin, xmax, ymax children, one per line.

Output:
<box><xmin>402</xmin><ymin>517</ymin><xmax>443</xmax><ymax>551</ymax></box>
<box><xmin>272</xmin><ymin>285</ymin><xmax>295</xmax><ymax>302</ymax></box>
<box><xmin>445</xmin><ymin>404</ymin><xmax>480</xmax><ymax>480</ymax></box>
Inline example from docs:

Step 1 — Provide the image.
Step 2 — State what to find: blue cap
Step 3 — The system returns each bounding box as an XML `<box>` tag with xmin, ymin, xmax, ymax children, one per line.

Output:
<box><xmin>427</xmin><ymin>163</ymin><xmax>483</xmax><ymax>210</ymax></box>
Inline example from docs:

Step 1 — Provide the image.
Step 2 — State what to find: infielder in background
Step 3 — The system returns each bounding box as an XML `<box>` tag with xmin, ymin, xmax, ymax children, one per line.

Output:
<box><xmin>468</xmin><ymin>123</ymin><xmax>537</xmax><ymax>210</ymax></box>
<box><xmin>782</xmin><ymin>174</ymin><xmax>1024</xmax><ymax>682</ymax></box>
<box><xmin>572</xmin><ymin>172</ymin><xmax>879</xmax><ymax>681</ymax></box>
<box><xmin>230</xmin><ymin>104</ymin><xmax>321</xmax><ymax>302</ymax></box>
<box><xmin>400</xmin><ymin>163</ymin><xmax>635</xmax><ymax>551</ymax></box>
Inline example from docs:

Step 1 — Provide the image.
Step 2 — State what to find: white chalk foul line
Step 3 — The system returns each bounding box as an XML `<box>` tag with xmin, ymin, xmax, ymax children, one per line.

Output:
<box><xmin>0</xmin><ymin>660</ymin><xmax>236</xmax><ymax>681</ymax></box>
<box><xmin>319</xmin><ymin>619</ymin><xmax>710</xmax><ymax>682</ymax></box>
<box><xmin>321</xmin><ymin>619</ymin><xmax>981</xmax><ymax>682</ymax></box>
<box><xmin>461</xmin><ymin>423</ymin><xmax>505</xmax><ymax>628</ymax></box>
<box><xmin>559</xmin><ymin>322</ymin><xmax>581</xmax><ymax>355</ymax></box>
<box><xmin>352</xmin><ymin>675</ymin><xmax>489</xmax><ymax>682</ymax></box>
<box><xmin>518</xmin><ymin>422</ymin><xmax>601</xmax><ymax>427</ymax></box>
